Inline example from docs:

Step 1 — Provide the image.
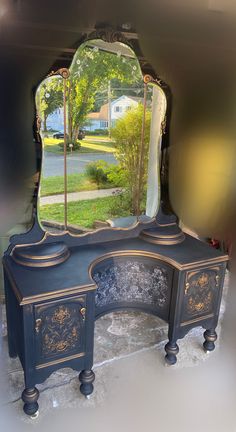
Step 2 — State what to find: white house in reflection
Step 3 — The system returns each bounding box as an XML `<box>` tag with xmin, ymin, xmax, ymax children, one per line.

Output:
<box><xmin>46</xmin><ymin>95</ymin><xmax>142</xmax><ymax>133</ymax></box>
<box><xmin>85</xmin><ymin>95</ymin><xmax>141</xmax><ymax>132</ymax></box>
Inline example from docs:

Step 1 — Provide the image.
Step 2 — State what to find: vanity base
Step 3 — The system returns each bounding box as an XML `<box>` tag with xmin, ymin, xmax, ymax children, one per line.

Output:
<box><xmin>3</xmin><ymin>234</ymin><xmax>228</xmax><ymax>415</ymax></box>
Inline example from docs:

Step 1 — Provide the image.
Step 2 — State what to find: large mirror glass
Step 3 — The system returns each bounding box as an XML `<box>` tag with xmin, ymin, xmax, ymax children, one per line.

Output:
<box><xmin>36</xmin><ymin>38</ymin><xmax>166</xmax><ymax>234</ymax></box>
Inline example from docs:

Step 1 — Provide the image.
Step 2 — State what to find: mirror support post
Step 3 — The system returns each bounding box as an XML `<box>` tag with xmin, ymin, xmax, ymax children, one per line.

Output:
<box><xmin>63</xmin><ymin>77</ymin><xmax>68</xmax><ymax>230</ymax></box>
<box><xmin>45</xmin><ymin>68</ymin><xmax>70</xmax><ymax>231</ymax></box>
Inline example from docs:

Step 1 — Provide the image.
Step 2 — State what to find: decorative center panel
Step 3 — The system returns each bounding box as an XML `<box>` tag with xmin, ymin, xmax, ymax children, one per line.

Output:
<box><xmin>93</xmin><ymin>260</ymin><xmax>170</xmax><ymax>311</ymax></box>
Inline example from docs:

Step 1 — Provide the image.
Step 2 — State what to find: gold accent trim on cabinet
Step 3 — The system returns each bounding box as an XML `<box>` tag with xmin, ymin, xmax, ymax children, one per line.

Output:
<box><xmin>12</xmin><ymin>251</ymin><xmax>70</xmax><ymax>268</ymax></box>
<box><xmin>180</xmin><ymin>313</ymin><xmax>214</xmax><ymax>327</ymax></box>
<box><xmin>142</xmin><ymin>232</ymin><xmax>184</xmax><ymax>239</ymax></box>
<box><xmin>186</xmin><ymin>266</ymin><xmax>220</xmax><ymax>283</ymax></box>
<box><xmin>14</xmin><ymin>247</ymin><xmax>68</xmax><ymax>260</ymax></box>
<box><xmin>89</xmin><ymin>250</ymin><xmax>183</xmax><ymax>275</ymax></box>
<box><xmin>139</xmin><ymin>237</ymin><xmax>185</xmax><ymax>246</ymax></box>
<box><xmin>36</xmin><ymin>352</ymin><xmax>85</xmax><ymax>369</ymax></box>
<box><xmin>3</xmin><ymin>250</ymin><xmax>228</xmax><ymax>306</ymax></box>
<box><xmin>89</xmin><ymin>250</ymin><xmax>228</xmax><ymax>276</ymax></box>
<box><xmin>19</xmin><ymin>284</ymin><xmax>96</xmax><ymax>305</ymax></box>
<box><xmin>10</xmin><ymin>214</ymin><xmax>156</xmax><ymax>250</ymax></box>
<box><xmin>181</xmin><ymin>256</ymin><xmax>228</xmax><ymax>270</ymax></box>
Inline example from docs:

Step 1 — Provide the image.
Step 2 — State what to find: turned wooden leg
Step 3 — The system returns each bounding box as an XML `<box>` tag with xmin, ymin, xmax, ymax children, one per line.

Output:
<box><xmin>79</xmin><ymin>370</ymin><xmax>95</xmax><ymax>398</ymax></box>
<box><xmin>203</xmin><ymin>328</ymin><xmax>217</xmax><ymax>352</ymax></box>
<box><xmin>165</xmin><ymin>341</ymin><xmax>179</xmax><ymax>365</ymax></box>
<box><xmin>21</xmin><ymin>387</ymin><xmax>39</xmax><ymax>416</ymax></box>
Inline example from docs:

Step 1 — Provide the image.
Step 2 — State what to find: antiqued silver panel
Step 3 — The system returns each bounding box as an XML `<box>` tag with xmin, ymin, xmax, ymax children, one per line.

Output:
<box><xmin>93</xmin><ymin>257</ymin><xmax>172</xmax><ymax>316</ymax></box>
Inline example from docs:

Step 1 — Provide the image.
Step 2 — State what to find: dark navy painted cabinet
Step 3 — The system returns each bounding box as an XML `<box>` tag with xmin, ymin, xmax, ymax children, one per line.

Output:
<box><xmin>3</xmin><ymin>232</ymin><xmax>228</xmax><ymax>417</ymax></box>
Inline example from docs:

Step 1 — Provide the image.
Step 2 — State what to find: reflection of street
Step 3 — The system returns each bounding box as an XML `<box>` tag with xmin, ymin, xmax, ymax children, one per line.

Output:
<box><xmin>42</xmin><ymin>151</ymin><xmax>118</xmax><ymax>177</ymax></box>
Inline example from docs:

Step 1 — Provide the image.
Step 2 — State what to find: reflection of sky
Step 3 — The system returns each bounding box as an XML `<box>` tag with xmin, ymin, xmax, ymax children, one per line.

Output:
<box><xmin>46</xmin><ymin>108</ymin><xmax>64</xmax><ymax>132</ymax></box>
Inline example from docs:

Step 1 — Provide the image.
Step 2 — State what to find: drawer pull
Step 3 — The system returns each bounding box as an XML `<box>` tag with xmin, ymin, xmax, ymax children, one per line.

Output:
<box><xmin>80</xmin><ymin>307</ymin><xmax>86</xmax><ymax>320</ymax></box>
<box><xmin>35</xmin><ymin>319</ymin><xmax>42</xmax><ymax>334</ymax></box>
<box><xmin>215</xmin><ymin>275</ymin><xmax>220</xmax><ymax>287</ymax></box>
<box><xmin>185</xmin><ymin>282</ymin><xmax>190</xmax><ymax>295</ymax></box>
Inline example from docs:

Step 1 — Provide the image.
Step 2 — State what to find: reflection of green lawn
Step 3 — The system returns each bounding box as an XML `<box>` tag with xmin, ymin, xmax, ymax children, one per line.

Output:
<box><xmin>40</xmin><ymin>173</ymin><xmax>111</xmax><ymax>197</ymax></box>
<box><xmin>40</xmin><ymin>195</ymin><xmax>130</xmax><ymax>228</ymax></box>
<box><xmin>43</xmin><ymin>137</ymin><xmax>115</xmax><ymax>154</ymax></box>
<box><xmin>85</xmin><ymin>135</ymin><xmax>111</xmax><ymax>141</ymax></box>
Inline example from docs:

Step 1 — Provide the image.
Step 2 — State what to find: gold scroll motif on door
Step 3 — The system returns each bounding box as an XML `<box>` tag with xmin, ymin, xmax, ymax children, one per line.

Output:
<box><xmin>184</xmin><ymin>268</ymin><xmax>220</xmax><ymax>316</ymax></box>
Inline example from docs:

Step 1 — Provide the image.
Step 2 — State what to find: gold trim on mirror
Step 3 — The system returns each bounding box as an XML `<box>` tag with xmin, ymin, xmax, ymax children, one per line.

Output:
<box><xmin>47</xmin><ymin>68</ymin><xmax>70</xmax><ymax>79</ymax></box>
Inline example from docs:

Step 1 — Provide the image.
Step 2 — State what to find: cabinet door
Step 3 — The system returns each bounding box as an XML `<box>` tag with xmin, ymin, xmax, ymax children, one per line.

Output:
<box><xmin>33</xmin><ymin>296</ymin><xmax>87</xmax><ymax>368</ymax></box>
<box><xmin>181</xmin><ymin>265</ymin><xmax>224</xmax><ymax>323</ymax></box>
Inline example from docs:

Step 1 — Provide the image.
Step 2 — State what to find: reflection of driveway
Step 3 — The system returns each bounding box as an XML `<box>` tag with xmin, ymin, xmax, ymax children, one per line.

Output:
<box><xmin>42</xmin><ymin>152</ymin><xmax>118</xmax><ymax>177</ymax></box>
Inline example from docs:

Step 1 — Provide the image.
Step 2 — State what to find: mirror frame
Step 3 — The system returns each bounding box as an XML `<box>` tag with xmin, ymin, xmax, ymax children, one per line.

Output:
<box><xmin>7</xmin><ymin>26</ymin><xmax>173</xmax><ymax>253</ymax></box>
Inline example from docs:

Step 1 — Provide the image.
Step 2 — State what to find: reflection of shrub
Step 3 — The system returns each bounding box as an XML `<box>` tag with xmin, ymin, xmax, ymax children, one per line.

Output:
<box><xmin>109</xmin><ymin>189</ymin><xmax>132</xmax><ymax>216</ymax></box>
<box><xmin>111</xmin><ymin>104</ymin><xmax>151</xmax><ymax>215</ymax></box>
<box><xmin>58</xmin><ymin>141</ymin><xmax>81</xmax><ymax>151</ymax></box>
<box><xmin>85</xmin><ymin>160</ymin><xmax>109</xmax><ymax>185</ymax></box>
<box><xmin>106</xmin><ymin>165</ymin><xmax>126</xmax><ymax>187</ymax></box>
<box><xmin>86</xmin><ymin>161</ymin><xmax>127</xmax><ymax>187</ymax></box>
<box><xmin>85</xmin><ymin>129</ymin><xmax>109</xmax><ymax>136</ymax></box>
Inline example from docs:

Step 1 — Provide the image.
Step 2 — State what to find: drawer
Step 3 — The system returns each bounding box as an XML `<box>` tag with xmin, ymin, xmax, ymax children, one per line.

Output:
<box><xmin>180</xmin><ymin>265</ymin><xmax>225</xmax><ymax>324</ymax></box>
<box><xmin>33</xmin><ymin>295</ymin><xmax>87</xmax><ymax>368</ymax></box>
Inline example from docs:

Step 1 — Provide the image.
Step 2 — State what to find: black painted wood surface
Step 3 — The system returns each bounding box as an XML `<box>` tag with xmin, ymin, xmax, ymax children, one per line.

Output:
<box><xmin>3</xmin><ymin>235</ymin><xmax>227</xmax><ymax>305</ymax></box>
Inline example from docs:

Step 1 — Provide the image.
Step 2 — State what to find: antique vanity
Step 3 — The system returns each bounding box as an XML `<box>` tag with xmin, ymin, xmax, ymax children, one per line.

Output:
<box><xmin>2</xmin><ymin>28</ymin><xmax>228</xmax><ymax>417</ymax></box>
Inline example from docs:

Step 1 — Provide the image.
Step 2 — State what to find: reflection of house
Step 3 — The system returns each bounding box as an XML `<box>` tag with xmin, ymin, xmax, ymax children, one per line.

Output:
<box><xmin>46</xmin><ymin>108</ymin><xmax>64</xmax><ymax>132</ymax></box>
<box><xmin>85</xmin><ymin>95</ymin><xmax>142</xmax><ymax>132</ymax></box>
<box><xmin>46</xmin><ymin>95</ymin><xmax>142</xmax><ymax>133</ymax></box>
<box><xmin>86</xmin><ymin>103</ymin><xmax>109</xmax><ymax>131</ymax></box>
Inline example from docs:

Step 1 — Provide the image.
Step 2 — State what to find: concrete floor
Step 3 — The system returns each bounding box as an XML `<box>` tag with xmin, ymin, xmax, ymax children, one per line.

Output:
<box><xmin>0</xmin><ymin>271</ymin><xmax>236</xmax><ymax>432</ymax></box>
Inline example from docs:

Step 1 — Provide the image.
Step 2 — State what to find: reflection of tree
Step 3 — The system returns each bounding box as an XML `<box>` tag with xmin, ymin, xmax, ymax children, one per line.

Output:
<box><xmin>111</xmin><ymin>104</ymin><xmax>151</xmax><ymax>215</ymax></box>
<box><xmin>38</xmin><ymin>79</ymin><xmax>63</xmax><ymax>132</ymax></box>
<box><xmin>67</xmin><ymin>44</ymin><xmax>142</xmax><ymax>143</ymax></box>
<box><xmin>37</xmin><ymin>42</ymin><xmax>144</xmax><ymax>141</ymax></box>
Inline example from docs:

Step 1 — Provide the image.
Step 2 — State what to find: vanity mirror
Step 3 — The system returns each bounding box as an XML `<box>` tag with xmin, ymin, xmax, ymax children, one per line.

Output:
<box><xmin>36</xmin><ymin>38</ymin><xmax>167</xmax><ymax>235</ymax></box>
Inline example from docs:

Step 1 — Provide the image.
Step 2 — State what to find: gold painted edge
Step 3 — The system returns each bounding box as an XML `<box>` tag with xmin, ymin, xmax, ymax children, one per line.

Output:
<box><xmin>88</xmin><ymin>250</ymin><xmax>184</xmax><ymax>275</ymax></box>
<box><xmin>12</xmin><ymin>250</ymin><xmax>70</xmax><ymax>268</ymax></box>
<box><xmin>183</xmin><ymin>257</ymin><xmax>228</xmax><ymax>270</ymax></box>
<box><xmin>186</xmin><ymin>266</ymin><xmax>220</xmax><ymax>283</ymax></box>
<box><xmin>20</xmin><ymin>284</ymin><xmax>96</xmax><ymax>305</ymax></box>
<box><xmin>89</xmin><ymin>250</ymin><xmax>228</xmax><ymax>275</ymax></box>
<box><xmin>156</xmin><ymin>222</ymin><xmax>177</xmax><ymax>227</ymax></box>
<box><xmin>4</xmin><ymin>249</ymin><xmax>228</xmax><ymax>306</ymax></box>
<box><xmin>36</xmin><ymin>351</ymin><xmax>85</xmax><ymax>369</ymax></box>
<box><xmin>13</xmin><ymin>244</ymin><xmax>69</xmax><ymax>260</ymax></box>
<box><xmin>11</xmin><ymin>215</ymin><xmax>157</xmax><ymax>251</ymax></box>
<box><xmin>141</xmin><ymin>231</ymin><xmax>184</xmax><ymax>239</ymax></box>
<box><xmin>139</xmin><ymin>234</ymin><xmax>185</xmax><ymax>245</ymax></box>
<box><xmin>180</xmin><ymin>313</ymin><xmax>214</xmax><ymax>327</ymax></box>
